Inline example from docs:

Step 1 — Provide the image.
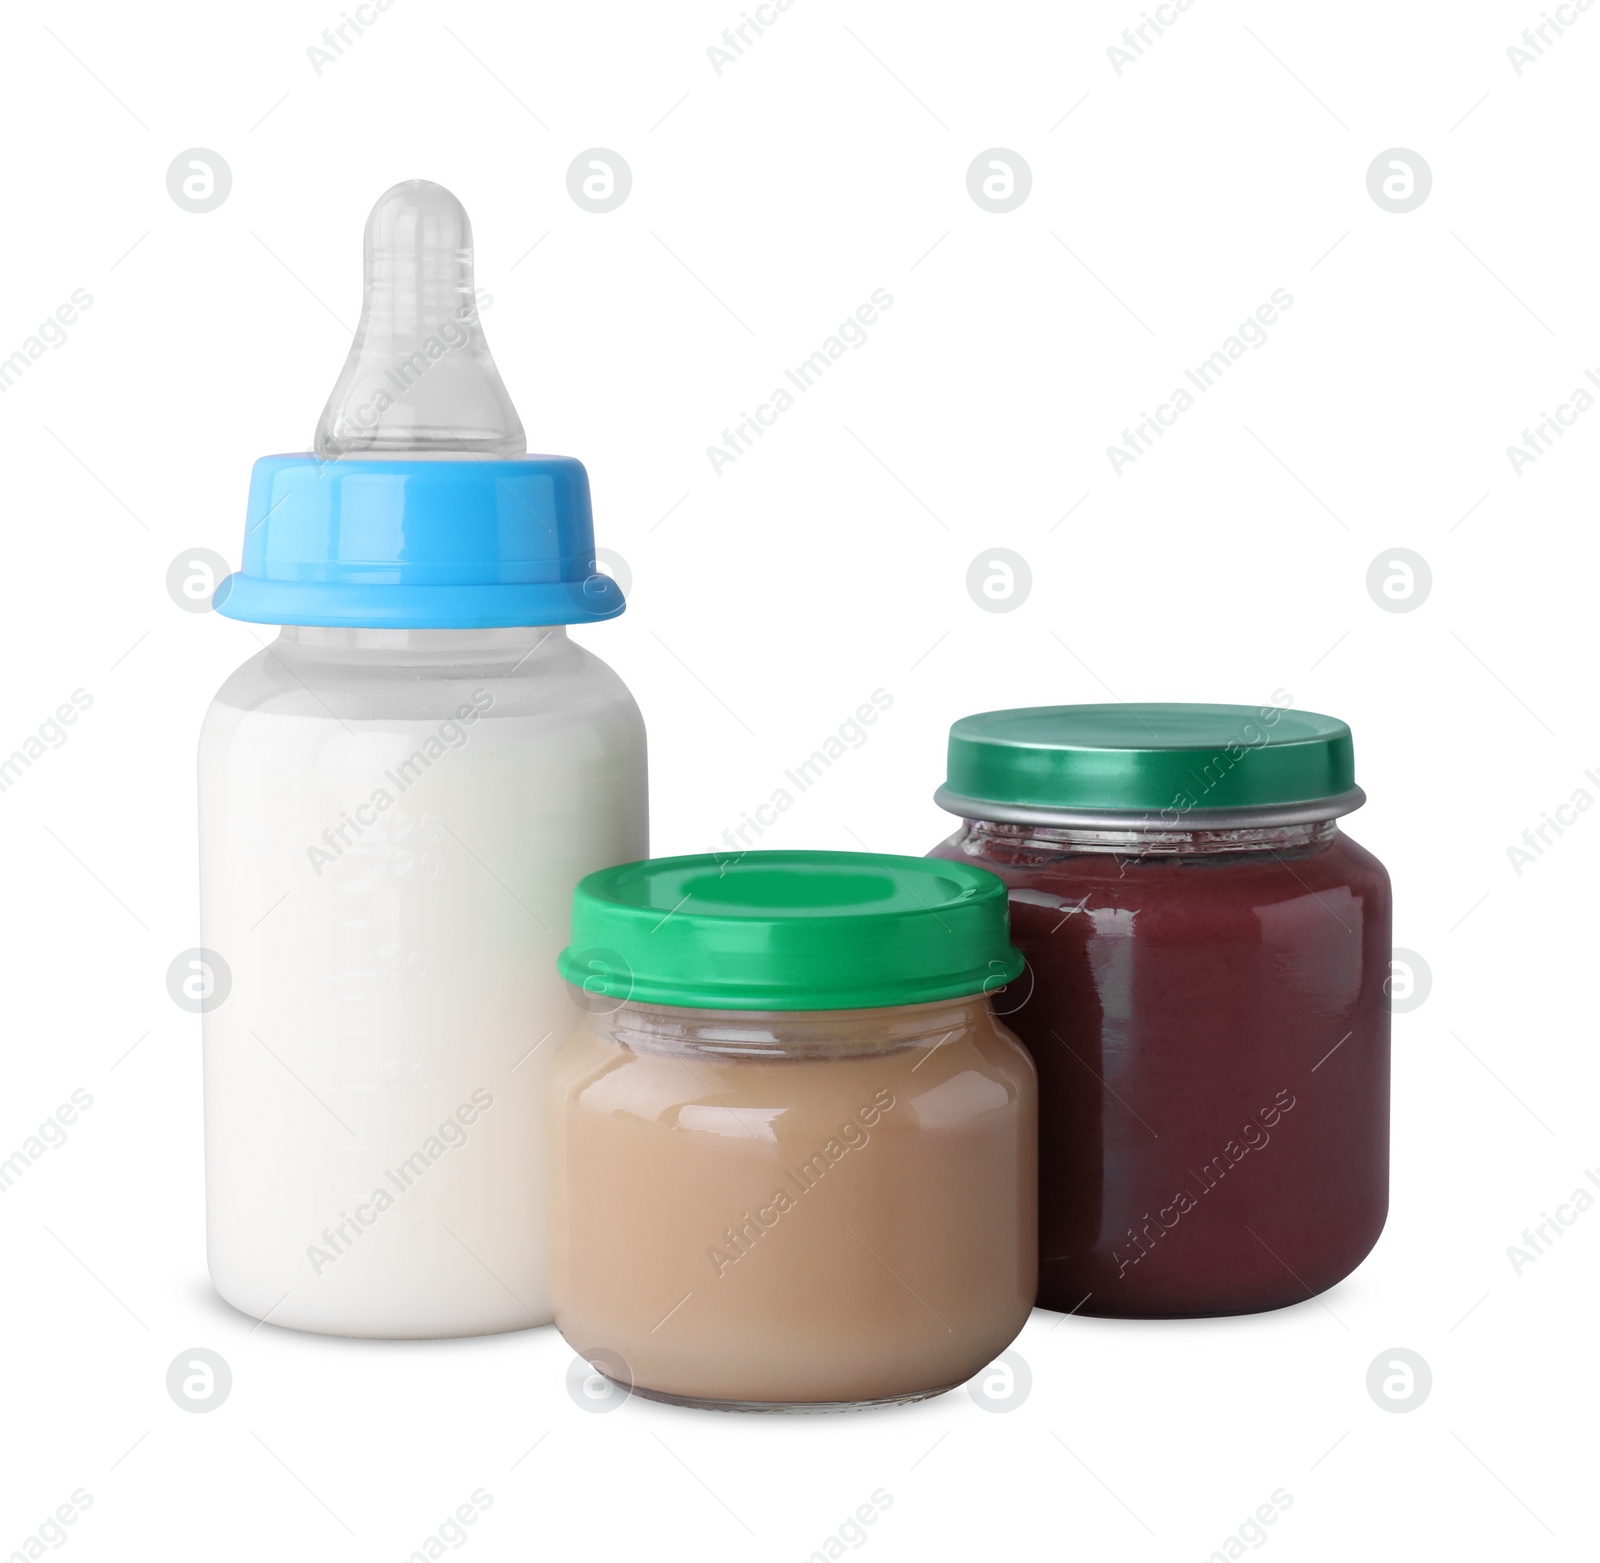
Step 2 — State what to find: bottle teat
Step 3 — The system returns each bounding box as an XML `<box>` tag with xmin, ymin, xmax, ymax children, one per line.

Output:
<box><xmin>314</xmin><ymin>180</ymin><xmax>526</xmax><ymax>460</ymax></box>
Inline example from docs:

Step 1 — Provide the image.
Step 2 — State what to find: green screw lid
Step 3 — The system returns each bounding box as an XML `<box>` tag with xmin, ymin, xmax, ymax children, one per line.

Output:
<box><xmin>936</xmin><ymin>703</ymin><xmax>1364</xmax><ymax>828</ymax></box>
<box><xmin>558</xmin><ymin>850</ymin><xmax>1024</xmax><ymax>1012</ymax></box>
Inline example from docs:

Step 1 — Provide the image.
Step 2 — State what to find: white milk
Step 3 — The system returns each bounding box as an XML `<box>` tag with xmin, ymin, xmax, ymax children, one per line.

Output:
<box><xmin>199</xmin><ymin>625</ymin><xmax>646</xmax><ymax>1337</ymax></box>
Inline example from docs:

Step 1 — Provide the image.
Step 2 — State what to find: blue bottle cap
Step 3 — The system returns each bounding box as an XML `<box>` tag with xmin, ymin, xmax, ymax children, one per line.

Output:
<box><xmin>213</xmin><ymin>454</ymin><xmax>624</xmax><ymax>628</ymax></box>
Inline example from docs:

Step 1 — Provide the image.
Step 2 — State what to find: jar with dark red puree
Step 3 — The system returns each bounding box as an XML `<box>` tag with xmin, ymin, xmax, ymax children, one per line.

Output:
<box><xmin>929</xmin><ymin>702</ymin><xmax>1391</xmax><ymax>1319</ymax></box>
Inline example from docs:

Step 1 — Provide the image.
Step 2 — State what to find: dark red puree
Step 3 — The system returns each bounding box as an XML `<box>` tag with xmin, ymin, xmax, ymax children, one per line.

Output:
<box><xmin>931</xmin><ymin>819</ymin><xmax>1391</xmax><ymax>1317</ymax></box>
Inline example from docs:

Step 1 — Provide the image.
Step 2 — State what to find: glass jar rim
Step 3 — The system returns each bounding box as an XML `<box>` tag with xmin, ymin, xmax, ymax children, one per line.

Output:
<box><xmin>575</xmin><ymin>992</ymin><xmax>998</xmax><ymax>1059</ymax></box>
<box><xmin>934</xmin><ymin>784</ymin><xmax>1367</xmax><ymax>832</ymax></box>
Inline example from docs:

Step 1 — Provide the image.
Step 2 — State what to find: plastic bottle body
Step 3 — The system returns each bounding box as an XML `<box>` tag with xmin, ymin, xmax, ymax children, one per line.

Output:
<box><xmin>199</xmin><ymin>626</ymin><xmax>647</xmax><ymax>1337</ymax></box>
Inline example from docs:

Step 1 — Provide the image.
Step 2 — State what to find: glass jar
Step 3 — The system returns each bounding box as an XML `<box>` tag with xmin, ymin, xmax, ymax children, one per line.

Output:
<box><xmin>930</xmin><ymin>702</ymin><xmax>1391</xmax><ymax>1318</ymax></box>
<box><xmin>548</xmin><ymin>850</ymin><xmax>1037</xmax><ymax>1408</ymax></box>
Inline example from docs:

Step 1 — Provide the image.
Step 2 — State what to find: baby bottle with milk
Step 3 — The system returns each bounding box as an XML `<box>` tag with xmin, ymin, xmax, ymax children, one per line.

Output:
<box><xmin>199</xmin><ymin>180</ymin><xmax>647</xmax><ymax>1337</ymax></box>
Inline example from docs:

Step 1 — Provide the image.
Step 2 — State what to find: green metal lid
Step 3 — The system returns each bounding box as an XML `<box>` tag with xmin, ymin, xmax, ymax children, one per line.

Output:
<box><xmin>558</xmin><ymin>850</ymin><xmax>1024</xmax><ymax>1011</ymax></box>
<box><xmin>936</xmin><ymin>703</ymin><xmax>1364</xmax><ymax>828</ymax></box>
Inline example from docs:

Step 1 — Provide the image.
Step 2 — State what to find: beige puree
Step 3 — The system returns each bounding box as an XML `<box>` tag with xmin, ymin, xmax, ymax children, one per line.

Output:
<box><xmin>548</xmin><ymin>995</ymin><xmax>1037</xmax><ymax>1407</ymax></box>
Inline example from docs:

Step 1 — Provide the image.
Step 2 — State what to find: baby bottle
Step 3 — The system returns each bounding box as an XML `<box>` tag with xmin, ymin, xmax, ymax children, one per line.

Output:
<box><xmin>198</xmin><ymin>181</ymin><xmax>647</xmax><ymax>1337</ymax></box>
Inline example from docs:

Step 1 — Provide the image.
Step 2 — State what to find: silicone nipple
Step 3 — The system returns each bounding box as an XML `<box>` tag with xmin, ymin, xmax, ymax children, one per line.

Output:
<box><xmin>314</xmin><ymin>180</ymin><xmax>526</xmax><ymax>459</ymax></box>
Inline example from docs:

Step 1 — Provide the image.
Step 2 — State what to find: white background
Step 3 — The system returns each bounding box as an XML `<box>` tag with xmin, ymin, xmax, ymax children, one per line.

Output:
<box><xmin>1</xmin><ymin>1</ymin><xmax>1594</xmax><ymax>1559</ymax></box>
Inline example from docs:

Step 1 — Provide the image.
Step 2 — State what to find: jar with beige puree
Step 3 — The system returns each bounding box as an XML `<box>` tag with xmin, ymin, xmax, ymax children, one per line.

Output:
<box><xmin>548</xmin><ymin>850</ymin><xmax>1038</xmax><ymax>1410</ymax></box>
